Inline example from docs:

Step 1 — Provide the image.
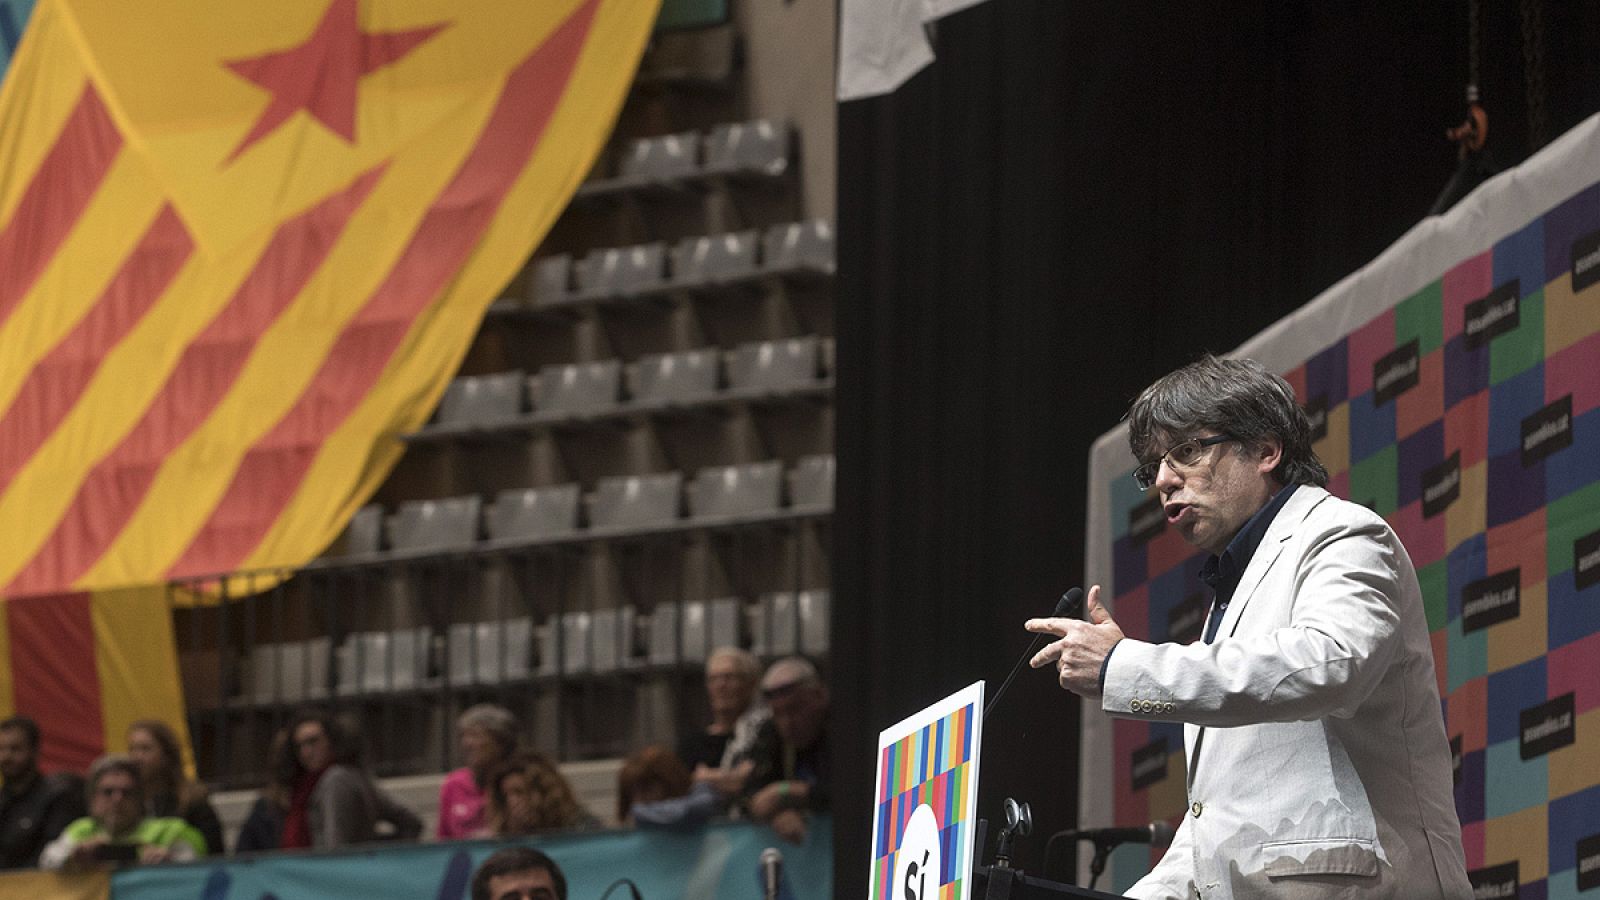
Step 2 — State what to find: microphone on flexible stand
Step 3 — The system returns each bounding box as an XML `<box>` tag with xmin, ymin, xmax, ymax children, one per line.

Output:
<box><xmin>1055</xmin><ymin>821</ymin><xmax>1176</xmax><ymax>847</ymax></box>
<box><xmin>983</xmin><ymin>588</ymin><xmax>1084</xmax><ymax>721</ymax></box>
<box><xmin>1043</xmin><ymin>821</ymin><xmax>1175</xmax><ymax>890</ymax></box>
<box><xmin>760</xmin><ymin>847</ymin><xmax>783</xmax><ymax>900</ymax></box>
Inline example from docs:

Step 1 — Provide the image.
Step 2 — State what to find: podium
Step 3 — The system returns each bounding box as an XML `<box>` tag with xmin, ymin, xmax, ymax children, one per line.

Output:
<box><xmin>972</xmin><ymin>865</ymin><xmax>1125</xmax><ymax>900</ymax></box>
<box><xmin>870</xmin><ymin>682</ymin><xmax>1133</xmax><ymax>900</ymax></box>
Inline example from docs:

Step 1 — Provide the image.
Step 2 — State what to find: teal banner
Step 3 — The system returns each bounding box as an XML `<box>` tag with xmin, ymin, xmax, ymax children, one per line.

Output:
<box><xmin>0</xmin><ymin>0</ymin><xmax>34</xmax><ymax>73</ymax></box>
<box><xmin>111</xmin><ymin>819</ymin><xmax>832</xmax><ymax>900</ymax></box>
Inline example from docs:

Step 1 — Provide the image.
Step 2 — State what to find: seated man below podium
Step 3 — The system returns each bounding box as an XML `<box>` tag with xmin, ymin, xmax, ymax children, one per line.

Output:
<box><xmin>1027</xmin><ymin>356</ymin><xmax>1470</xmax><ymax>899</ymax></box>
<box><xmin>40</xmin><ymin>755</ymin><xmax>205</xmax><ymax>871</ymax></box>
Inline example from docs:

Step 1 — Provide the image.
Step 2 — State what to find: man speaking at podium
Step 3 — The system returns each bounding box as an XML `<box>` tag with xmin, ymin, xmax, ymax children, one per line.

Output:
<box><xmin>1027</xmin><ymin>356</ymin><xmax>1470</xmax><ymax>900</ymax></box>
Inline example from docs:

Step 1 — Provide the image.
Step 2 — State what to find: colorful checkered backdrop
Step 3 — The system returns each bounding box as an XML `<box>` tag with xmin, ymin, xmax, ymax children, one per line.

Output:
<box><xmin>1082</xmin><ymin>116</ymin><xmax>1600</xmax><ymax>898</ymax></box>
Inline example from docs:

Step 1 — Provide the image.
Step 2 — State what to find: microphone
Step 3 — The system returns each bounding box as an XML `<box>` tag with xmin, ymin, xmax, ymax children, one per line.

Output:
<box><xmin>983</xmin><ymin>588</ymin><xmax>1084</xmax><ymax>721</ymax></box>
<box><xmin>761</xmin><ymin>846</ymin><xmax>783</xmax><ymax>900</ymax></box>
<box><xmin>1060</xmin><ymin>821</ymin><xmax>1175</xmax><ymax>846</ymax></box>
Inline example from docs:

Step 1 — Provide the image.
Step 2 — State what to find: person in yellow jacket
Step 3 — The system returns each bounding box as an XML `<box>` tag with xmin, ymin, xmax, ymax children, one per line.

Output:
<box><xmin>39</xmin><ymin>755</ymin><xmax>204</xmax><ymax>871</ymax></box>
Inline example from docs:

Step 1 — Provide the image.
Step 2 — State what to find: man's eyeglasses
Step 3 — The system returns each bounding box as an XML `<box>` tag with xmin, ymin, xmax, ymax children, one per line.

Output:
<box><xmin>1132</xmin><ymin>434</ymin><xmax>1235</xmax><ymax>492</ymax></box>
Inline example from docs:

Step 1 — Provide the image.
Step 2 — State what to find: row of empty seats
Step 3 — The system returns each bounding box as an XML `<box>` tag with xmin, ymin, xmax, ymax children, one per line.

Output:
<box><xmin>241</xmin><ymin>590</ymin><xmax>830</xmax><ymax>702</ymax></box>
<box><xmin>578</xmin><ymin>119</ymin><xmax>791</xmax><ymax>197</ymax></box>
<box><xmin>521</xmin><ymin>219</ymin><xmax>834</xmax><ymax>308</ymax></box>
<box><xmin>341</xmin><ymin>455</ymin><xmax>834</xmax><ymax>556</ymax></box>
<box><xmin>432</xmin><ymin>336</ymin><xmax>832</xmax><ymax>429</ymax></box>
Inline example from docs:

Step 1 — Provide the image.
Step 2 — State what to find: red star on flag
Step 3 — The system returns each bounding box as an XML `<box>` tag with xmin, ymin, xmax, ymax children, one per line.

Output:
<box><xmin>224</xmin><ymin>0</ymin><xmax>447</xmax><ymax>163</ymax></box>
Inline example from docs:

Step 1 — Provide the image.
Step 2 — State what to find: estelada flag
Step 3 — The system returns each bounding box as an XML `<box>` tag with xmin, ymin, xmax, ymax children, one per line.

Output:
<box><xmin>0</xmin><ymin>0</ymin><xmax>656</xmax><ymax>771</ymax></box>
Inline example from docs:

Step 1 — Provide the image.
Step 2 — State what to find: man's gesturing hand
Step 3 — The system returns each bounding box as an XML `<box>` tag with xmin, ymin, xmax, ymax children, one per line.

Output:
<box><xmin>1025</xmin><ymin>585</ymin><xmax>1123</xmax><ymax>698</ymax></box>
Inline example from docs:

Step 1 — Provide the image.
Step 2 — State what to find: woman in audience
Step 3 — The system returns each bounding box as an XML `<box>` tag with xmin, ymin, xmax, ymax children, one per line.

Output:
<box><xmin>125</xmin><ymin>720</ymin><xmax>225</xmax><ymax>855</ymax></box>
<box><xmin>483</xmin><ymin>752</ymin><xmax>601</xmax><ymax>836</ymax></box>
<box><xmin>436</xmin><ymin>704</ymin><xmax>519</xmax><ymax>840</ymax></box>
<box><xmin>617</xmin><ymin>745</ymin><xmax>719</xmax><ymax>828</ymax></box>
<box><xmin>270</xmin><ymin>710</ymin><xmax>422</xmax><ymax>849</ymax></box>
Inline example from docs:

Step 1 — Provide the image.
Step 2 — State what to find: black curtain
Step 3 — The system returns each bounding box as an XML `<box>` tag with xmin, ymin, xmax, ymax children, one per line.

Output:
<box><xmin>832</xmin><ymin>2</ymin><xmax>1600</xmax><ymax>896</ymax></box>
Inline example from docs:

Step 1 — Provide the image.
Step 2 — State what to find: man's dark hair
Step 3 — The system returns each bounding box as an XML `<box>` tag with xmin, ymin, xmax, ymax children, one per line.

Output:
<box><xmin>471</xmin><ymin>846</ymin><xmax>567</xmax><ymax>900</ymax></box>
<box><xmin>1127</xmin><ymin>354</ymin><xmax>1329</xmax><ymax>488</ymax></box>
<box><xmin>0</xmin><ymin>716</ymin><xmax>40</xmax><ymax>752</ymax></box>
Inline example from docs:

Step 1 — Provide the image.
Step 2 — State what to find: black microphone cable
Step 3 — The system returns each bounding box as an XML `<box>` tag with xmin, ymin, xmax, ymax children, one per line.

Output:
<box><xmin>983</xmin><ymin>588</ymin><xmax>1084</xmax><ymax>721</ymax></box>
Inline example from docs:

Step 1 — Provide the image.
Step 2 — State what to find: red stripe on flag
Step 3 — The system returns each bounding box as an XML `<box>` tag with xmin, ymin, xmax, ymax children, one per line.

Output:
<box><xmin>0</xmin><ymin>206</ymin><xmax>193</xmax><ymax>493</ymax></box>
<box><xmin>0</xmin><ymin>86</ymin><xmax>123</xmax><ymax>331</ymax></box>
<box><xmin>3</xmin><ymin>168</ymin><xmax>385</xmax><ymax>596</ymax></box>
<box><xmin>7</xmin><ymin>592</ymin><xmax>102</xmax><ymax>772</ymax></box>
<box><xmin>169</xmin><ymin>0</ymin><xmax>601</xmax><ymax>578</ymax></box>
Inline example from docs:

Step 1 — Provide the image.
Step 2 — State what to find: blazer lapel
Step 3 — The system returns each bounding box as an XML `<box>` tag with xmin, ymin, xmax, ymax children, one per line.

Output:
<box><xmin>1184</xmin><ymin>486</ymin><xmax>1330</xmax><ymax>784</ymax></box>
<box><xmin>1217</xmin><ymin>486</ymin><xmax>1328</xmax><ymax>642</ymax></box>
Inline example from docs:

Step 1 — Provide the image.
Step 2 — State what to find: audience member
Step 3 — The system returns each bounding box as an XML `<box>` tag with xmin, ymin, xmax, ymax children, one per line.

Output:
<box><xmin>744</xmin><ymin>657</ymin><xmax>830</xmax><ymax>844</ymax></box>
<box><xmin>271</xmin><ymin>710</ymin><xmax>421</xmax><ymax>850</ymax></box>
<box><xmin>484</xmin><ymin>752</ymin><xmax>601</xmax><ymax>836</ymax></box>
<box><xmin>234</xmin><ymin>728</ymin><xmax>289</xmax><ymax>853</ymax></box>
<box><xmin>679</xmin><ymin>648</ymin><xmax>768</xmax><ymax>802</ymax></box>
<box><xmin>617</xmin><ymin>745</ymin><xmax>716</xmax><ymax>827</ymax></box>
<box><xmin>437</xmin><ymin>704</ymin><xmax>518</xmax><ymax>840</ymax></box>
<box><xmin>125</xmin><ymin>719</ymin><xmax>224</xmax><ymax>855</ymax></box>
<box><xmin>39</xmin><ymin>755</ymin><xmax>204</xmax><ymax>870</ymax></box>
<box><xmin>471</xmin><ymin>846</ymin><xmax>567</xmax><ymax>900</ymax></box>
<box><xmin>0</xmin><ymin>716</ymin><xmax>85</xmax><ymax>869</ymax></box>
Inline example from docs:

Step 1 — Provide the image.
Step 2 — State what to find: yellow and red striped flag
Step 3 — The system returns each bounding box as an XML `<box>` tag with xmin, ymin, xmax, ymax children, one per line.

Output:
<box><xmin>0</xmin><ymin>0</ymin><xmax>656</xmax><ymax>771</ymax></box>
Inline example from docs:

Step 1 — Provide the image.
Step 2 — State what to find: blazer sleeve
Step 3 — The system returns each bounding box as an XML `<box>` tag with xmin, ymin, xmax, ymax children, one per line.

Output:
<box><xmin>1103</xmin><ymin>514</ymin><xmax>1406</xmax><ymax>727</ymax></box>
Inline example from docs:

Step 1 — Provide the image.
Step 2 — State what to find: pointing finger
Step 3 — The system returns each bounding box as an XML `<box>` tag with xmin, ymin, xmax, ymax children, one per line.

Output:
<box><xmin>1025</xmin><ymin>617</ymin><xmax>1068</xmax><ymax>636</ymax></box>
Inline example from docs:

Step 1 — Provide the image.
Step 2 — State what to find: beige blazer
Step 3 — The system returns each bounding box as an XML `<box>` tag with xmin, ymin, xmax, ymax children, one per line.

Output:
<box><xmin>1102</xmin><ymin>486</ymin><xmax>1471</xmax><ymax>900</ymax></box>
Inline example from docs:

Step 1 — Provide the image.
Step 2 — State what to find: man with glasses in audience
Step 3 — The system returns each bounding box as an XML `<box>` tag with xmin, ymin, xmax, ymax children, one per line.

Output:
<box><xmin>40</xmin><ymin>755</ymin><xmax>205</xmax><ymax>870</ymax></box>
<box><xmin>1027</xmin><ymin>355</ymin><xmax>1469</xmax><ymax>899</ymax></box>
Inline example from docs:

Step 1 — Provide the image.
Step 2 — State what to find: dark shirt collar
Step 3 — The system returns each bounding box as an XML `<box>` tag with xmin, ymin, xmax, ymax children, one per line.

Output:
<box><xmin>1199</xmin><ymin>483</ymin><xmax>1297</xmax><ymax>597</ymax></box>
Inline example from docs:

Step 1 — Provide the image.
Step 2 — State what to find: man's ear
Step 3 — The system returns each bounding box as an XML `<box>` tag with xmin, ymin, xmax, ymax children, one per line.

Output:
<box><xmin>1256</xmin><ymin>436</ymin><xmax>1284</xmax><ymax>475</ymax></box>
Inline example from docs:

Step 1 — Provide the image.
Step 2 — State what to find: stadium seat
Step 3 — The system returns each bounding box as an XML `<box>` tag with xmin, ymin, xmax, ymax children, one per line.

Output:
<box><xmin>386</xmin><ymin>495</ymin><xmax>482</xmax><ymax>552</ymax></box>
<box><xmin>587</xmin><ymin>472</ymin><xmax>683</xmax><ymax>530</ymax></box>
<box><xmin>629</xmin><ymin>349</ymin><xmax>720</xmax><ymax>405</ymax></box>
<box><xmin>437</xmin><ymin>371</ymin><xmax>525</xmax><ymax>426</ymax></box>
<box><xmin>530</xmin><ymin>361</ymin><xmax>622</xmax><ymax>415</ymax></box>
<box><xmin>749</xmin><ymin>589</ymin><xmax>830</xmax><ymax>656</ymax></box>
<box><xmin>762</xmin><ymin>220</ymin><xmax>835</xmax><ymax>275</ymax></box>
<box><xmin>337</xmin><ymin>628</ymin><xmax>431</xmax><ymax>694</ymax></box>
<box><xmin>702</xmin><ymin>120</ymin><xmax>790</xmax><ymax>178</ymax></box>
<box><xmin>688</xmin><ymin>461</ymin><xmax>784</xmax><ymax>519</ymax></box>
<box><xmin>671</xmin><ymin>230</ymin><xmax>760</xmax><ymax>285</ymax></box>
<box><xmin>447</xmin><ymin>617</ymin><xmax>533</xmax><ymax>685</ymax></box>
<box><xmin>343</xmin><ymin>504</ymin><xmax>384</xmax><ymax>555</ymax></box>
<box><xmin>788</xmin><ymin>454</ymin><xmax>835</xmax><ymax>510</ymax></box>
<box><xmin>726</xmin><ymin>337</ymin><xmax>821</xmax><ymax>392</ymax></box>
<box><xmin>530</xmin><ymin>254</ymin><xmax>573</xmax><ymax>306</ymax></box>
<box><xmin>648</xmin><ymin>598</ymin><xmax>741</xmax><ymax>664</ymax></box>
<box><xmin>618</xmin><ymin>131</ymin><xmax>701</xmax><ymax>182</ymax></box>
<box><xmin>487</xmin><ymin>485</ymin><xmax>582</xmax><ymax>541</ymax></box>
<box><xmin>546</xmin><ymin>607</ymin><xmax>636</xmax><ymax>675</ymax></box>
<box><xmin>249</xmin><ymin>638</ymin><xmax>331</xmax><ymax>703</ymax></box>
<box><xmin>575</xmin><ymin>242</ymin><xmax>668</xmax><ymax>300</ymax></box>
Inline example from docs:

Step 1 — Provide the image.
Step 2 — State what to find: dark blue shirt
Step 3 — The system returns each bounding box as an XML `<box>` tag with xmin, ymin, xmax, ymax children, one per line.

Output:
<box><xmin>1198</xmin><ymin>484</ymin><xmax>1297</xmax><ymax>643</ymax></box>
